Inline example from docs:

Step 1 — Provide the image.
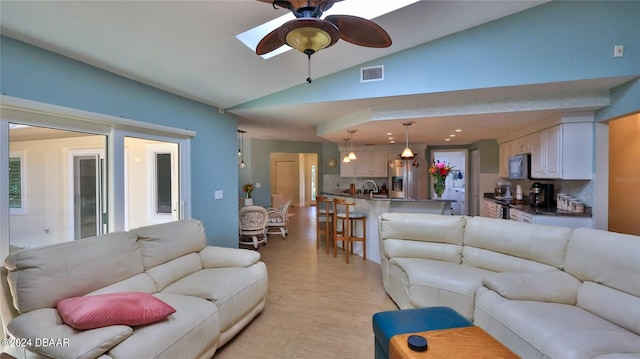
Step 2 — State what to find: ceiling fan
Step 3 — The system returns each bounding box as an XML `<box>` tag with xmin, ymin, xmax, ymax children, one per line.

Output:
<box><xmin>256</xmin><ymin>0</ymin><xmax>392</xmax><ymax>82</ymax></box>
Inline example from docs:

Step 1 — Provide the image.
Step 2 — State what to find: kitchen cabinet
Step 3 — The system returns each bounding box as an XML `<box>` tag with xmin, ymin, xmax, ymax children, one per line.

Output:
<box><xmin>355</xmin><ymin>151</ymin><xmax>388</xmax><ymax>177</ymax></box>
<box><xmin>531</xmin><ymin>123</ymin><xmax>593</xmax><ymax>179</ymax></box>
<box><xmin>509</xmin><ymin>208</ymin><xmax>592</xmax><ymax>228</ymax></box>
<box><xmin>481</xmin><ymin>198</ymin><xmax>499</xmax><ymax>219</ymax></box>
<box><xmin>339</xmin><ymin>152</ymin><xmax>356</xmax><ymax>177</ymax></box>
<box><xmin>341</xmin><ymin>150</ymin><xmax>388</xmax><ymax>177</ymax></box>
<box><xmin>499</xmin><ymin>135</ymin><xmax>534</xmax><ymax>178</ymax></box>
<box><xmin>498</xmin><ymin>141</ymin><xmax>511</xmax><ymax>178</ymax></box>
<box><xmin>509</xmin><ymin>208</ymin><xmax>534</xmax><ymax>223</ymax></box>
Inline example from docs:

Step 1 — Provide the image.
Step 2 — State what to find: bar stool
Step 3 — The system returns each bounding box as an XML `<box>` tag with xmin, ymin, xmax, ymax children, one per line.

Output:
<box><xmin>316</xmin><ymin>195</ymin><xmax>334</xmax><ymax>253</ymax></box>
<box><xmin>333</xmin><ymin>197</ymin><xmax>367</xmax><ymax>263</ymax></box>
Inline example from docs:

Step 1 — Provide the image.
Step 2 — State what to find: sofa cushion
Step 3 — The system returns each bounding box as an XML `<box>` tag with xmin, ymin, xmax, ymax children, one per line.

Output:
<box><xmin>482</xmin><ymin>270</ymin><xmax>580</xmax><ymax>304</ymax></box>
<box><xmin>462</xmin><ymin>246</ymin><xmax>559</xmax><ymax>273</ymax></box>
<box><xmin>107</xmin><ymin>292</ymin><xmax>221</xmax><ymax>359</ymax></box>
<box><xmin>475</xmin><ymin>289</ymin><xmax>640</xmax><ymax>359</ymax></box>
<box><xmin>130</xmin><ymin>219</ymin><xmax>207</xmax><ymax>270</ymax></box>
<box><xmin>144</xmin><ymin>252</ymin><xmax>203</xmax><ymax>291</ymax></box>
<box><xmin>162</xmin><ymin>263</ymin><xmax>268</xmax><ymax>332</ymax></box>
<box><xmin>57</xmin><ymin>292</ymin><xmax>176</xmax><ymax>330</ymax></box>
<box><xmin>390</xmin><ymin>258</ymin><xmax>493</xmax><ymax>320</ymax></box>
<box><xmin>464</xmin><ymin>216</ymin><xmax>571</xmax><ymax>270</ymax></box>
<box><xmin>577</xmin><ymin>281</ymin><xmax>640</xmax><ymax>336</ymax></box>
<box><xmin>380</xmin><ymin>213</ymin><xmax>466</xmax><ymax>246</ymax></box>
<box><xmin>564</xmin><ymin>228</ymin><xmax>640</xmax><ymax>298</ymax></box>
<box><xmin>199</xmin><ymin>246</ymin><xmax>261</xmax><ymax>268</ymax></box>
<box><xmin>5</xmin><ymin>231</ymin><xmax>143</xmax><ymax>313</ymax></box>
<box><xmin>7</xmin><ymin>308</ymin><xmax>133</xmax><ymax>359</ymax></box>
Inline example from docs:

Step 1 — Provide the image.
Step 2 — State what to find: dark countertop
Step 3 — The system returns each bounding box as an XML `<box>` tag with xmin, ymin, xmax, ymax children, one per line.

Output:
<box><xmin>483</xmin><ymin>193</ymin><xmax>592</xmax><ymax>217</ymax></box>
<box><xmin>323</xmin><ymin>191</ymin><xmax>455</xmax><ymax>202</ymax></box>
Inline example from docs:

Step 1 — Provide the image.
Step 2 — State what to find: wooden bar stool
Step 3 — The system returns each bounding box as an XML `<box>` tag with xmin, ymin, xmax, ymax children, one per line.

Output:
<box><xmin>333</xmin><ymin>197</ymin><xmax>367</xmax><ymax>263</ymax></box>
<box><xmin>316</xmin><ymin>195</ymin><xmax>334</xmax><ymax>253</ymax></box>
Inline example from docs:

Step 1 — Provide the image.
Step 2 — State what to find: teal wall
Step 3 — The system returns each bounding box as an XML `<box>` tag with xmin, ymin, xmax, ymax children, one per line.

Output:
<box><xmin>232</xmin><ymin>1</ymin><xmax>640</xmax><ymax>122</ymax></box>
<box><xmin>1</xmin><ymin>36</ymin><xmax>240</xmax><ymax>247</ymax></box>
<box><xmin>245</xmin><ymin>139</ymin><xmax>324</xmax><ymax>206</ymax></box>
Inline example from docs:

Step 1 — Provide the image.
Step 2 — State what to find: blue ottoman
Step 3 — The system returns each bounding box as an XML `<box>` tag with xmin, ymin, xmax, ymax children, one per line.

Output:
<box><xmin>372</xmin><ymin>306</ymin><xmax>472</xmax><ymax>359</ymax></box>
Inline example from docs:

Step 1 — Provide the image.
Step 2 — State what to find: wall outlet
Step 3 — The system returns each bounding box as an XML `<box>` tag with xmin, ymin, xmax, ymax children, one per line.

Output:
<box><xmin>255</xmin><ymin>183</ymin><xmax>261</xmax><ymax>188</ymax></box>
<box><xmin>614</xmin><ymin>45</ymin><xmax>624</xmax><ymax>58</ymax></box>
<box><xmin>215</xmin><ymin>190</ymin><xmax>223</xmax><ymax>200</ymax></box>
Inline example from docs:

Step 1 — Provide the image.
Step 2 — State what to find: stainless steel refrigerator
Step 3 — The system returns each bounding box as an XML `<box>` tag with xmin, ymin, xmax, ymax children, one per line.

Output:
<box><xmin>388</xmin><ymin>158</ymin><xmax>429</xmax><ymax>200</ymax></box>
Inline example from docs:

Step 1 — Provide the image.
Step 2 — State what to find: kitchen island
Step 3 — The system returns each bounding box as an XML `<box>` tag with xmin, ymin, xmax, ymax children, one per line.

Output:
<box><xmin>321</xmin><ymin>192</ymin><xmax>455</xmax><ymax>264</ymax></box>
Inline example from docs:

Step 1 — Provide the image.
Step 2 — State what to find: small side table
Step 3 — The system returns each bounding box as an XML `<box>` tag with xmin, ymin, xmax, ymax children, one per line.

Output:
<box><xmin>372</xmin><ymin>307</ymin><xmax>472</xmax><ymax>359</ymax></box>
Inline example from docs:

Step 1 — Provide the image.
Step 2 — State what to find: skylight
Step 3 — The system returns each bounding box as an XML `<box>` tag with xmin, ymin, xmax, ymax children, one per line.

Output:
<box><xmin>237</xmin><ymin>0</ymin><xmax>420</xmax><ymax>59</ymax></box>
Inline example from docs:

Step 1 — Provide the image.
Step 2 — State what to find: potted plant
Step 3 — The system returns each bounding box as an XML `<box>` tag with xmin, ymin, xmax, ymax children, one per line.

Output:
<box><xmin>242</xmin><ymin>183</ymin><xmax>255</xmax><ymax>206</ymax></box>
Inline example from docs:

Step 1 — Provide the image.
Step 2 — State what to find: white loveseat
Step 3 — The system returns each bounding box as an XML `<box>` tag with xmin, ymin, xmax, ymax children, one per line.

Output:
<box><xmin>1</xmin><ymin>219</ymin><xmax>268</xmax><ymax>359</ymax></box>
<box><xmin>378</xmin><ymin>212</ymin><xmax>640</xmax><ymax>358</ymax></box>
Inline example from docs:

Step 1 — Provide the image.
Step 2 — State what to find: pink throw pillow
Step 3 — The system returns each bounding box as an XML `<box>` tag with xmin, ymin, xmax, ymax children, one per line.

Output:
<box><xmin>57</xmin><ymin>292</ymin><xmax>176</xmax><ymax>330</ymax></box>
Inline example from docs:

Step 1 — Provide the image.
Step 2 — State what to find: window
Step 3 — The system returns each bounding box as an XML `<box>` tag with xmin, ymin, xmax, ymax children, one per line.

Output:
<box><xmin>155</xmin><ymin>153</ymin><xmax>172</xmax><ymax>214</ymax></box>
<box><xmin>9</xmin><ymin>152</ymin><xmax>25</xmax><ymax>215</ymax></box>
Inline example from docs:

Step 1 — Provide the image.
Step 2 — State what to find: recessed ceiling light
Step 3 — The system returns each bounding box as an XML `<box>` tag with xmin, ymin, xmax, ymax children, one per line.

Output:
<box><xmin>386</xmin><ymin>132</ymin><xmax>393</xmax><ymax>136</ymax></box>
<box><xmin>388</xmin><ymin>137</ymin><xmax>394</xmax><ymax>140</ymax></box>
<box><xmin>237</xmin><ymin>0</ymin><xmax>420</xmax><ymax>59</ymax></box>
<box><xmin>445</xmin><ymin>138</ymin><xmax>451</xmax><ymax>141</ymax></box>
<box><xmin>390</xmin><ymin>140</ymin><xmax>395</xmax><ymax>143</ymax></box>
<box><xmin>449</xmin><ymin>134</ymin><xmax>456</xmax><ymax>137</ymax></box>
<box><xmin>455</xmin><ymin>129</ymin><xmax>462</xmax><ymax>132</ymax></box>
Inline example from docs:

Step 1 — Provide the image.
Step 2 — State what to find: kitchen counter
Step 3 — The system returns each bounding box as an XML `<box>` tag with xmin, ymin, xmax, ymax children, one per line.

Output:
<box><xmin>325</xmin><ymin>191</ymin><xmax>455</xmax><ymax>203</ymax></box>
<box><xmin>321</xmin><ymin>192</ymin><xmax>456</xmax><ymax>264</ymax></box>
<box><xmin>483</xmin><ymin>193</ymin><xmax>592</xmax><ymax>218</ymax></box>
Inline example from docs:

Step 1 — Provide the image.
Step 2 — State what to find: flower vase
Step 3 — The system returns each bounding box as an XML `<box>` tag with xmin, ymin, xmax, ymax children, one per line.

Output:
<box><xmin>433</xmin><ymin>177</ymin><xmax>446</xmax><ymax>199</ymax></box>
<box><xmin>244</xmin><ymin>198</ymin><xmax>253</xmax><ymax>206</ymax></box>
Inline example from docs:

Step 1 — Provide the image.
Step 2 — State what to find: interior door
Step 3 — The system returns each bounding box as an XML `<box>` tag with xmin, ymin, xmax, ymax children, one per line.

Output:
<box><xmin>275</xmin><ymin>160</ymin><xmax>297</xmax><ymax>205</ymax></box>
<box><xmin>73</xmin><ymin>154</ymin><xmax>103</xmax><ymax>239</ymax></box>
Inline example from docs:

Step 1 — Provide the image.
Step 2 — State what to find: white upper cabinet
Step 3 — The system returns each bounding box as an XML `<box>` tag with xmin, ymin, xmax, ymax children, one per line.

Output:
<box><xmin>341</xmin><ymin>150</ymin><xmax>388</xmax><ymax>178</ymax></box>
<box><xmin>531</xmin><ymin>123</ymin><xmax>593</xmax><ymax>179</ymax></box>
<box><xmin>355</xmin><ymin>151</ymin><xmax>388</xmax><ymax>177</ymax></box>
<box><xmin>339</xmin><ymin>152</ymin><xmax>356</xmax><ymax>177</ymax></box>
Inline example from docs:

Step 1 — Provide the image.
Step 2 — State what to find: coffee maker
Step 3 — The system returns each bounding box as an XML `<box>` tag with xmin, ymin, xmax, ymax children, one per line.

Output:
<box><xmin>530</xmin><ymin>182</ymin><xmax>554</xmax><ymax>208</ymax></box>
<box><xmin>529</xmin><ymin>182</ymin><xmax>544</xmax><ymax>207</ymax></box>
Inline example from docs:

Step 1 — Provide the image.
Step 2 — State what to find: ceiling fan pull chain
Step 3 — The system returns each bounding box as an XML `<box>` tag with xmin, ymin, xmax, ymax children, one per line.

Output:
<box><xmin>306</xmin><ymin>54</ymin><xmax>312</xmax><ymax>84</ymax></box>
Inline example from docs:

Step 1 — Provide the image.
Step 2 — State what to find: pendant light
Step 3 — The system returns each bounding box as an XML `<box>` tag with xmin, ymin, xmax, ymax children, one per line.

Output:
<box><xmin>347</xmin><ymin>130</ymin><xmax>357</xmax><ymax>160</ymax></box>
<box><xmin>238</xmin><ymin>129</ymin><xmax>246</xmax><ymax>169</ymax></box>
<box><xmin>401</xmin><ymin>122</ymin><xmax>415</xmax><ymax>159</ymax></box>
<box><xmin>237</xmin><ymin>130</ymin><xmax>243</xmax><ymax>158</ymax></box>
<box><xmin>342</xmin><ymin>138</ymin><xmax>351</xmax><ymax>163</ymax></box>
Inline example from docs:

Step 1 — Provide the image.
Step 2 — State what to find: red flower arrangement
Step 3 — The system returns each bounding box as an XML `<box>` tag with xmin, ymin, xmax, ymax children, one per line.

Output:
<box><xmin>428</xmin><ymin>161</ymin><xmax>453</xmax><ymax>198</ymax></box>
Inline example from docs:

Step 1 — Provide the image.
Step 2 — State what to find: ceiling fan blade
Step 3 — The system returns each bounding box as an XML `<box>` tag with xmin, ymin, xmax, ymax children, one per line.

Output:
<box><xmin>325</xmin><ymin>15</ymin><xmax>392</xmax><ymax>48</ymax></box>
<box><xmin>256</xmin><ymin>27</ymin><xmax>286</xmax><ymax>55</ymax></box>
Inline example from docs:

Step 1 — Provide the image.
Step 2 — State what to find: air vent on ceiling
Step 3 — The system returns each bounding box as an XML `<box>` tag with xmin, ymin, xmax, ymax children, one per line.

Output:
<box><xmin>361</xmin><ymin>65</ymin><xmax>384</xmax><ymax>82</ymax></box>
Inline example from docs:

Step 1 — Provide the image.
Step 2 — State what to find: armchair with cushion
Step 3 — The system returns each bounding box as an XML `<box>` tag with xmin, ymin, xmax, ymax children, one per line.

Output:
<box><xmin>266</xmin><ymin>200</ymin><xmax>291</xmax><ymax>239</ymax></box>
<box><xmin>239</xmin><ymin>206</ymin><xmax>269</xmax><ymax>249</ymax></box>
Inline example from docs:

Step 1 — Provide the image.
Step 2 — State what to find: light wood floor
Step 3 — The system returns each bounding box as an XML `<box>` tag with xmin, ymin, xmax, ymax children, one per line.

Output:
<box><xmin>214</xmin><ymin>205</ymin><xmax>398</xmax><ymax>358</ymax></box>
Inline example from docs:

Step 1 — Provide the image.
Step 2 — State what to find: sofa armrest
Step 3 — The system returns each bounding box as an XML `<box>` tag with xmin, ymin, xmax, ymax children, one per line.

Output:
<box><xmin>199</xmin><ymin>246</ymin><xmax>261</xmax><ymax>268</ymax></box>
<box><xmin>7</xmin><ymin>308</ymin><xmax>132</xmax><ymax>359</ymax></box>
<box><xmin>482</xmin><ymin>270</ymin><xmax>580</xmax><ymax>304</ymax></box>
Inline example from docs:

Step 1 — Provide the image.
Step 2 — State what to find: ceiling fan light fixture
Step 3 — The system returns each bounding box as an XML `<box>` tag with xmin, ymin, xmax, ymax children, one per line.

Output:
<box><xmin>281</xmin><ymin>18</ymin><xmax>339</xmax><ymax>55</ymax></box>
<box><xmin>342</xmin><ymin>155</ymin><xmax>351</xmax><ymax>163</ymax></box>
<box><xmin>347</xmin><ymin>151</ymin><xmax>357</xmax><ymax>160</ymax></box>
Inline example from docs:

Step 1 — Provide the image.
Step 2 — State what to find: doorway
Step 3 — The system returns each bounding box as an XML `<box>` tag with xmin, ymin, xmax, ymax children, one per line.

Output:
<box><xmin>431</xmin><ymin>149</ymin><xmax>468</xmax><ymax>215</ymax></box>
<box><xmin>270</xmin><ymin>152</ymin><xmax>318</xmax><ymax>207</ymax></box>
<box><xmin>72</xmin><ymin>153</ymin><xmax>105</xmax><ymax>239</ymax></box>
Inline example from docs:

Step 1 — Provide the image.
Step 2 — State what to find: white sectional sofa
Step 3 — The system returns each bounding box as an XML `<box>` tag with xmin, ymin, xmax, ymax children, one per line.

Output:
<box><xmin>378</xmin><ymin>212</ymin><xmax>640</xmax><ymax>358</ymax></box>
<box><xmin>1</xmin><ymin>219</ymin><xmax>268</xmax><ymax>359</ymax></box>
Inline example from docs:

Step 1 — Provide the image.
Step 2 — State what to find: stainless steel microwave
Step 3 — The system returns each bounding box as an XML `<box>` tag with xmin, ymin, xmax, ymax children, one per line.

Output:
<box><xmin>508</xmin><ymin>153</ymin><xmax>530</xmax><ymax>180</ymax></box>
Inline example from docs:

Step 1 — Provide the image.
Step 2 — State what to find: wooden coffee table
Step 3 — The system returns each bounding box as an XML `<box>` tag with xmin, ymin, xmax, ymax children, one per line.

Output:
<box><xmin>389</xmin><ymin>326</ymin><xmax>518</xmax><ymax>359</ymax></box>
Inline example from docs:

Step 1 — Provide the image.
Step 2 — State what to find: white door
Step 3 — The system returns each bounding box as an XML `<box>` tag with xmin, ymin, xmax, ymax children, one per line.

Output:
<box><xmin>275</xmin><ymin>160</ymin><xmax>297</xmax><ymax>205</ymax></box>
